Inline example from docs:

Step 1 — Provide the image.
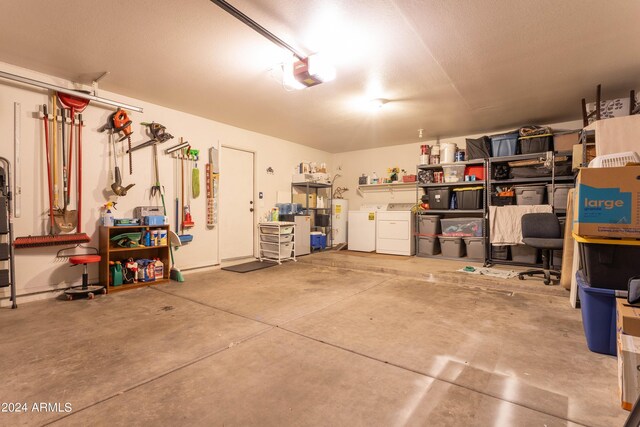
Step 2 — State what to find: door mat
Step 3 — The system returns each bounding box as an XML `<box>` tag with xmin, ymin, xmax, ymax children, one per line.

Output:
<box><xmin>458</xmin><ymin>266</ymin><xmax>519</xmax><ymax>279</ymax></box>
<box><xmin>222</xmin><ymin>260</ymin><xmax>278</xmax><ymax>273</ymax></box>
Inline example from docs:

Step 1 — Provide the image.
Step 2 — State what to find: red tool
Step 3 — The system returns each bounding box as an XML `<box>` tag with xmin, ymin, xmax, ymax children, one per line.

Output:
<box><xmin>57</xmin><ymin>92</ymin><xmax>89</xmax><ymax>202</ymax></box>
<box><xmin>112</xmin><ymin>108</ymin><xmax>133</xmax><ymax>174</ymax></box>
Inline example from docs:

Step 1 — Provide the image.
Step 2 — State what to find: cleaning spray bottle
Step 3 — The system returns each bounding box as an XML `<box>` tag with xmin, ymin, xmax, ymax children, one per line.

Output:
<box><xmin>102</xmin><ymin>201</ymin><xmax>116</xmax><ymax>226</ymax></box>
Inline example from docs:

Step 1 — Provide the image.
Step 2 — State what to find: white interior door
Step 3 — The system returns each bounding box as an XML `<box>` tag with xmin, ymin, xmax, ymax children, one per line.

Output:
<box><xmin>220</xmin><ymin>147</ymin><xmax>254</xmax><ymax>261</ymax></box>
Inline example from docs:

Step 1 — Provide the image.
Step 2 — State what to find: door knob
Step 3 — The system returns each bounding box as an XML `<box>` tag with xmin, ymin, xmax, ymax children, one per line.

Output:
<box><xmin>250</xmin><ymin>208</ymin><xmax>254</xmax><ymax>212</ymax></box>
<box><xmin>249</xmin><ymin>201</ymin><xmax>253</xmax><ymax>204</ymax></box>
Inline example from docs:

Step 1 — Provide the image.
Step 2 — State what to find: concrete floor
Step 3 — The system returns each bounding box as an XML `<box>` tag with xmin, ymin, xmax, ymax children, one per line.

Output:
<box><xmin>0</xmin><ymin>252</ymin><xmax>628</xmax><ymax>426</ymax></box>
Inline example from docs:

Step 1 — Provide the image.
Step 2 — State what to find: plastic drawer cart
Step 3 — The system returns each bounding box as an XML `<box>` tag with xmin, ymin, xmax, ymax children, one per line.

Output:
<box><xmin>258</xmin><ymin>221</ymin><xmax>296</xmax><ymax>264</ymax></box>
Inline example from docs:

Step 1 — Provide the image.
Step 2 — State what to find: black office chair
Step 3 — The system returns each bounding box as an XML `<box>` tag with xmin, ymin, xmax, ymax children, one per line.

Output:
<box><xmin>517</xmin><ymin>213</ymin><xmax>564</xmax><ymax>285</ymax></box>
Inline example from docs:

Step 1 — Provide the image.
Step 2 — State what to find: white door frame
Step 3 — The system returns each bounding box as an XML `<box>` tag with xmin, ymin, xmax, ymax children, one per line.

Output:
<box><xmin>220</xmin><ymin>144</ymin><xmax>257</xmax><ymax>261</ymax></box>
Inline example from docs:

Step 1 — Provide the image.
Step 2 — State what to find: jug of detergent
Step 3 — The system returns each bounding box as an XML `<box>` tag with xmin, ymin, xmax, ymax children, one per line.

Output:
<box><xmin>154</xmin><ymin>258</ymin><xmax>164</xmax><ymax>279</ymax></box>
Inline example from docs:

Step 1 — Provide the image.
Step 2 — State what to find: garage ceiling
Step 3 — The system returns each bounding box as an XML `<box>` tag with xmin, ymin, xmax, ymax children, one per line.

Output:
<box><xmin>0</xmin><ymin>0</ymin><xmax>638</xmax><ymax>153</ymax></box>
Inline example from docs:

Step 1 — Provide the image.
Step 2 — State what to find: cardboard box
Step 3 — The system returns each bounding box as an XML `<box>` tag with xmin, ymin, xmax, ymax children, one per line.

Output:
<box><xmin>617</xmin><ymin>298</ymin><xmax>640</xmax><ymax>410</ymax></box>
<box><xmin>553</xmin><ymin>131</ymin><xmax>580</xmax><ymax>152</ymax></box>
<box><xmin>572</xmin><ymin>143</ymin><xmax>596</xmax><ymax>169</ymax></box>
<box><xmin>618</xmin><ymin>298</ymin><xmax>640</xmax><ymax>336</ymax></box>
<box><xmin>584</xmin><ymin>114</ymin><xmax>640</xmax><ymax>157</ymax></box>
<box><xmin>573</xmin><ymin>166</ymin><xmax>640</xmax><ymax>238</ymax></box>
<box><xmin>292</xmin><ymin>193</ymin><xmax>317</xmax><ymax>208</ymax></box>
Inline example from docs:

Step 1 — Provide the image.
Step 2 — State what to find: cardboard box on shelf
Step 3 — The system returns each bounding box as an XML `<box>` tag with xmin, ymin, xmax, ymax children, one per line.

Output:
<box><xmin>573</xmin><ymin>166</ymin><xmax>640</xmax><ymax>239</ymax></box>
<box><xmin>553</xmin><ymin>131</ymin><xmax>580</xmax><ymax>152</ymax></box>
<box><xmin>617</xmin><ymin>298</ymin><xmax>640</xmax><ymax>410</ymax></box>
<box><xmin>292</xmin><ymin>193</ymin><xmax>317</xmax><ymax>209</ymax></box>
<box><xmin>572</xmin><ymin>143</ymin><xmax>596</xmax><ymax>169</ymax></box>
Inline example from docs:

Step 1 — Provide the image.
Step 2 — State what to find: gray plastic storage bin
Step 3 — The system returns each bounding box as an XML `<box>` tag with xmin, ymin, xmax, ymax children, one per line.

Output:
<box><xmin>514</xmin><ymin>185</ymin><xmax>546</xmax><ymax>205</ymax></box>
<box><xmin>417</xmin><ymin>236</ymin><xmax>441</xmax><ymax>256</ymax></box>
<box><xmin>463</xmin><ymin>237</ymin><xmax>484</xmax><ymax>259</ymax></box>
<box><xmin>546</xmin><ymin>183</ymin><xmax>573</xmax><ymax>210</ymax></box>
<box><xmin>440</xmin><ymin>217</ymin><xmax>483</xmax><ymax>237</ymax></box>
<box><xmin>438</xmin><ymin>236</ymin><xmax>466</xmax><ymax>258</ymax></box>
<box><xmin>511</xmin><ymin>244</ymin><xmax>538</xmax><ymax>264</ymax></box>
<box><xmin>417</xmin><ymin>214</ymin><xmax>442</xmax><ymax>235</ymax></box>
<box><xmin>491</xmin><ymin>244</ymin><xmax>510</xmax><ymax>260</ymax></box>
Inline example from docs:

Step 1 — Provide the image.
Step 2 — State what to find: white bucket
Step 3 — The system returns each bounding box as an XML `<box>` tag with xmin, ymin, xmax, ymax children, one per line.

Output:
<box><xmin>440</xmin><ymin>142</ymin><xmax>457</xmax><ymax>164</ymax></box>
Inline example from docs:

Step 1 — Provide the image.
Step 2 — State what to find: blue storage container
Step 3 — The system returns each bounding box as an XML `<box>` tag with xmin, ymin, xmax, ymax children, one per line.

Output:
<box><xmin>576</xmin><ymin>270</ymin><xmax>617</xmax><ymax>356</ymax></box>
<box><xmin>310</xmin><ymin>233</ymin><xmax>326</xmax><ymax>249</ymax></box>
<box><xmin>490</xmin><ymin>131</ymin><xmax>519</xmax><ymax>157</ymax></box>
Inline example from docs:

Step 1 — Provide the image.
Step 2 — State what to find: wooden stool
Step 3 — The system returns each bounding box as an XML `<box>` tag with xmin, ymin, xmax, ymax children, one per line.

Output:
<box><xmin>65</xmin><ymin>255</ymin><xmax>105</xmax><ymax>300</ymax></box>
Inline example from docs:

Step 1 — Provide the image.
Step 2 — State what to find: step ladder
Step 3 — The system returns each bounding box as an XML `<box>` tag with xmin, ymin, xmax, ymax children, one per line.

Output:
<box><xmin>0</xmin><ymin>159</ymin><xmax>17</xmax><ymax>308</ymax></box>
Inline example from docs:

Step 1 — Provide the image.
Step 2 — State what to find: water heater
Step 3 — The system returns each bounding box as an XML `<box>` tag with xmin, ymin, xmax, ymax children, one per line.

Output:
<box><xmin>331</xmin><ymin>199</ymin><xmax>349</xmax><ymax>246</ymax></box>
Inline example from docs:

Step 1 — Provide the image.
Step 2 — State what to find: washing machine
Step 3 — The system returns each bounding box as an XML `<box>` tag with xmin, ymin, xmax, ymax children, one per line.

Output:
<box><xmin>347</xmin><ymin>203</ymin><xmax>387</xmax><ymax>252</ymax></box>
<box><xmin>376</xmin><ymin>203</ymin><xmax>415</xmax><ymax>256</ymax></box>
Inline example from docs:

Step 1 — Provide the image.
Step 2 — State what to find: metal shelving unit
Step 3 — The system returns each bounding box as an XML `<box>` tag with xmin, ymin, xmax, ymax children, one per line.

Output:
<box><xmin>292</xmin><ymin>182</ymin><xmax>333</xmax><ymax>249</ymax></box>
<box><xmin>415</xmin><ymin>159</ymin><xmax>488</xmax><ymax>260</ymax></box>
<box><xmin>485</xmin><ymin>151</ymin><xmax>575</xmax><ymax>268</ymax></box>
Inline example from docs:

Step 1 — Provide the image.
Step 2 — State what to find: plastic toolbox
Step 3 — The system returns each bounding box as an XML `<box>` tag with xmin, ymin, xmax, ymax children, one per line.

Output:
<box><xmin>576</xmin><ymin>270</ymin><xmax>617</xmax><ymax>356</ymax></box>
<box><xmin>417</xmin><ymin>214</ymin><xmax>442</xmax><ymax>235</ymax></box>
<box><xmin>438</xmin><ymin>236</ymin><xmax>466</xmax><ymax>257</ymax></box>
<box><xmin>511</xmin><ymin>244</ymin><xmax>538</xmax><ymax>264</ymax></box>
<box><xmin>518</xmin><ymin>134</ymin><xmax>553</xmax><ymax>154</ymax></box>
<box><xmin>440</xmin><ymin>217</ymin><xmax>483</xmax><ymax>237</ymax></box>
<box><xmin>454</xmin><ymin>187</ymin><xmax>483</xmax><ymax>210</ymax></box>
<box><xmin>462</xmin><ymin>237</ymin><xmax>484</xmax><ymax>259</ymax></box>
<box><xmin>577</xmin><ymin>237</ymin><xmax>640</xmax><ymax>290</ymax></box>
<box><xmin>427</xmin><ymin>187</ymin><xmax>451</xmax><ymax>210</ymax></box>
<box><xmin>514</xmin><ymin>185</ymin><xmax>546</xmax><ymax>205</ymax></box>
<box><xmin>546</xmin><ymin>183</ymin><xmax>573</xmax><ymax>210</ymax></box>
<box><xmin>417</xmin><ymin>236</ymin><xmax>441</xmax><ymax>256</ymax></box>
<box><xmin>490</xmin><ymin>131</ymin><xmax>519</xmax><ymax>157</ymax></box>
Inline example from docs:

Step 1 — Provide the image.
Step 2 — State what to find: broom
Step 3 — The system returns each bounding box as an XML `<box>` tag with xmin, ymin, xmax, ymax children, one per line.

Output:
<box><xmin>154</xmin><ymin>147</ymin><xmax>184</xmax><ymax>282</ymax></box>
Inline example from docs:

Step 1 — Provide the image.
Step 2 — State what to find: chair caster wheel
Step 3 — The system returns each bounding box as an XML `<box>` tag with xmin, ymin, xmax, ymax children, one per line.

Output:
<box><xmin>544</xmin><ymin>280</ymin><xmax>551</xmax><ymax>286</ymax></box>
<box><xmin>67</xmin><ymin>295</ymin><xmax>73</xmax><ymax>301</ymax></box>
<box><xmin>101</xmin><ymin>288</ymin><xmax>107</xmax><ymax>295</ymax></box>
<box><xmin>518</xmin><ymin>275</ymin><xmax>524</xmax><ymax>280</ymax></box>
<box><xmin>88</xmin><ymin>292</ymin><xmax>94</xmax><ymax>299</ymax></box>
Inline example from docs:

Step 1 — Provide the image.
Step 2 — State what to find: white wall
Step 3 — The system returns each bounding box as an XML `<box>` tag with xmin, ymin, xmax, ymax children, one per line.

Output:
<box><xmin>333</xmin><ymin>120</ymin><xmax>583</xmax><ymax>210</ymax></box>
<box><xmin>0</xmin><ymin>62</ymin><xmax>331</xmax><ymax>304</ymax></box>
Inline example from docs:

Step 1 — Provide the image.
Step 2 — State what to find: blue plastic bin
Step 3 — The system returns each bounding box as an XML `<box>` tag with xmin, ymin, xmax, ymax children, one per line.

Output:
<box><xmin>576</xmin><ymin>270</ymin><xmax>617</xmax><ymax>356</ymax></box>
<box><xmin>490</xmin><ymin>132</ymin><xmax>519</xmax><ymax>157</ymax></box>
<box><xmin>310</xmin><ymin>233</ymin><xmax>326</xmax><ymax>249</ymax></box>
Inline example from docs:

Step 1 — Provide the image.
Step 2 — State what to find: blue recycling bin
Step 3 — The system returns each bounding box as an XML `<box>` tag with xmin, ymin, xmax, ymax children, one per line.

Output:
<box><xmin>577</xmin><ymin>270</ymin><xmax>617</xmax><ymax>356</ymax></box>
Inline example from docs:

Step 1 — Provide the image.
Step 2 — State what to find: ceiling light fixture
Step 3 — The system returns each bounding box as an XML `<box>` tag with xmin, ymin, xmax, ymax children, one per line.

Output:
<box><xmin>369</xmin><ymin>98</ymin><xmax>389</xmax><ymax>110</ymax></box>
<box><xmin>211</xmin><ymin>0</ymin><xmax>335</xmax><ymax>89</ymax></box>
